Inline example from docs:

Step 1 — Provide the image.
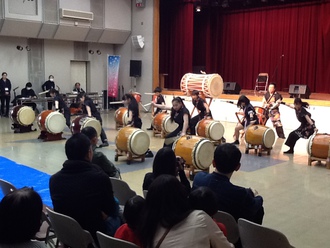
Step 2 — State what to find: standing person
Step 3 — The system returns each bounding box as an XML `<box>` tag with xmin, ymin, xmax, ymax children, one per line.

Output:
<box><xmin>139</xmin><ymin>175</ymin><xmax>233</xmax><ymax>248</ymax></box>
<box><xmin>282</xmin><ymin>98</ymin><xmax>317</xmax><ymax>154</ymax></box>
<box><xmin>72</xmin><ymin>82</ymin><xmax>85</xmax><ymax>93</ymax></box>
<box><xmin>190</xmin><ymin>90</ymin><xmax>212</xmax><ymax>135</ymax></box>
<box><xmin>192</xmin><ymin>143</ymin><xmax>264</xmax><ymax>224</ymax></box>
<box><xmin>78</xmin><ymin>92</ymin><xmax>109</xmax><ymax>147</ymax></box>
<box><xmin>21</xmin><ymin>82</ymin><xmax>37</xmax><ymax>110</ymax></box>
<box><xmin>49</xmin><ymin>133</ymin><xmax>120</xmax><ymax>243</ymax></box>
<box><xmin>42</xmin><ymin>75</ymin><xmax>56</xmax><ymax>110</ymax></box>
<box><xmin>49</xmin><ymin>89</ymin><xmax>71</xmax><ymax>128</ymax></box>
<box><xmin>147</xmin><ymin>87</ymin><xmax>165</xmax><ymax>130</ymax></box>
<box><xmin>0</xmin><ymin>72</ymin><xmax>12</xmax><ymax>117</ymax></box>
<box><xmin>152</xmin><ymin>97</ymin><xmax>191</xmax><ymax>147</ymax></box>
<box><xmin>232</xmin><ymin>95</ymin><xmax>259</xmax><ymax>145</ymax></box>
<box><xmin>122</xmin><ymin>93</ymin><xmax>153</xmax><ymax>157</ymax></box>
<box><xmin>262</xmin><ymin>83</ymin><xmax>285</xmax><ymax>138</ymax></box>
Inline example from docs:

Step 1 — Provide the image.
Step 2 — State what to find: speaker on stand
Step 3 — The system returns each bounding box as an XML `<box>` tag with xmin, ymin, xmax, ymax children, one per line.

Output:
<box><xmin>288</xmin><ymin>84</ymin><xmax>311</xmax><ymax>99</ymax></box>
<box><xmin>223</xmin><ymin>82</ymin><xmax>241</xmax><ymax>94</ymax></box>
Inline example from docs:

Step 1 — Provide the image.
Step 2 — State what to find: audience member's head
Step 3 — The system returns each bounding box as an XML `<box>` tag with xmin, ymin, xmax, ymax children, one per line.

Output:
<box><xmin>65</xmin><ymin>133</ymin><xmax>92</xmax><ymax>162</ymax></box>
<box><xmin>0</xmin><ymin>187</ymin><xmax>43</xmax><ymax>244</ymax></box>
<box><xmin>81</xmin><ymin>126</ymin><xmax>98</xmax><ymax>146</ymax></box>
<box><xmin>140</xmin><ymin>174</ymin><xmax>191</xmax><ymax>247</ymax></box>
<box><xmin>124</xmin><ymin>195</ymin><xmax>145</xmax><ymax>231</ymax></box>
<box><xmin>152</xmin><ymin>147</ymin><xmax>177</xmax><ymax>177</ymax></box>
<box><xmin>188</xmin><ymin>186</ymin><xmax>218</xmax><ymax>217</ymax></box>
<box><xmin>213</xmin><ymin>143</ymin><xmax>241</xmax><ymax>174</ymax></box>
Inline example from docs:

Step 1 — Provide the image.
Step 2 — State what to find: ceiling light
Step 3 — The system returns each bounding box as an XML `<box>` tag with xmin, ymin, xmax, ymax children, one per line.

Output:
<box><xmin>16</xmin><ymin>46</ymin><xmax>23</xmax><ymax>51</ymax></box>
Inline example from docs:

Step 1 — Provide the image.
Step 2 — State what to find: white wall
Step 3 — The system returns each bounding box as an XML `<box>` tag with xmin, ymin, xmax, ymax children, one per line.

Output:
<box><xmin>59</xmin><ymin>0</ymin><xmax>91</xmax><ymax>12</ymax></box>
<box><xmin>104</xmin><ymin>0</ymin><xmax>131</xmax><ymax>30</ymax></box>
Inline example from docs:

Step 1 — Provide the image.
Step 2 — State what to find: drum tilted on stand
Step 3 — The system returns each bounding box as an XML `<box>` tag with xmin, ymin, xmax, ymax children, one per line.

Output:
<box><xmin>71</xmin><ymin>115</ymin><xmax>102</xmax><ymax>137</ymax></box>
<box><xmin>172</xmin><ymin>135</ymin><xmax>214</xmax><ymax>170</ymax></box>
<box><xmin>37</xmin><ymin>110</ymin><xmax>66</xmax><ymax>134</ymax></box>
<box><xmin>11</xmin><ymin>105</ymin><xmax>35</xmax><ymax>126</ymax></box>
<box><xmin>152</xmin><ymin>112</ymin><xmax>178</xmax><ymax>134</ymax></box>
<box><xmin>307</xmin><ymin>133</ymin><xmax>330</xmax><ymax>168</ymax></box>
<box><xmin>195</xmin><ymin>119</ymin><xmax>225</xmax><ymax>142</ymax></box>
<box><xmin>245</xmin><ymin>125</ymin><xmax>275</xmax><ymax>156</ymax></box>
<box><xmin>180</xmin><ymin>73</ymin><xmax>223</xmax><ymax>98</ymax></box>
<box><xmin>114</xmin><ymin>107</ymin><xmax>129</xmax><ymax>129</ymax></box>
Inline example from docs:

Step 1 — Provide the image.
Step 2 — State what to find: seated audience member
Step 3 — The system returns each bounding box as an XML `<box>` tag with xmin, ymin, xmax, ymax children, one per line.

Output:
<box><xmin>142</xmin><ymin>147</ymin><xmax>191</xmax><ymax>193</ymax></box>
<box><xmin>139</xmin><ymin>175</ymin><xmax>233</xmax><ymax>248</ymax></box>
<box><xmin>73</xmin><ymin>82</ymin><xmax>85</xmax><ymax>93</ymax></box>
<box><xmin>189</xmin><ymin>186</ymin><xmax>227</xmax><ymax>237</ymax></box>
<box><xmin>81</xmin><ymin>126</ymin><xmax>120</xmax><ymax>178</ymax></box>
<box><xmin>0</xmin><ymin>187</ymin><xmax>46</xmax><ymax>248</ymax></box>
<box><xmin>49</xmin><ymin>133</ymin><xmax>120</xmax><ymax>243</ymax></box>
<box><xmin>114</xmin><ymin>195</ymin><xmax>145</xmax><ymax>246</ymax></box>
<box><xmin>193</xmin><ymin>143</ymin><xmax>264</xmax><ymax>224</ymax></box>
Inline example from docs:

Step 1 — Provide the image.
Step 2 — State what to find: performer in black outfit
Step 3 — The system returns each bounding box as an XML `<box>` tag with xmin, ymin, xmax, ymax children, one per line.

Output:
<box><xmin>147</xmin><ymin>87</ymin><xmax>165</xmax><ymax>130</ymax></box>
<box><xmin>262</xmin><ymin>83</ymin><xmax>285</xmax><ymax>138</ymax></box>
<box><xmin>21</xmin><ymin>82</ymin><xmax>37</xmax><ymax>110</ymax></box>
<box><xmin>0</xmin><ymin>72</ymin><xmax>12</xmax><ymax>117</ymax></box>
<box><xmin>152</xmin><ymin>97</ymin><xmax>191</xmax><ymax>147</ymax></box>
<box><xmin>232</xmin><ymin>95</ymin><xmax>259</xmax><ymax>145</ymax></box>
<box><xmin>49</xmin><ymin>89</ymin><xmax>71</xmax><ymax>128</ymax></box>
<box><xmin>72</xmin><ymin>82</ymin><xmax>85</xmax><ymax>93</ymax></box>
<box><xmin>190</xmin><ymin>90</ymin><xmax>212</xmax><ymax>135</ymax></box>
<box><xmin>78</xmin><ymin>93</ymin><xmax>109</xmax><ymax>147</ymax></box>
<box><xmin>42</xmin><ymin>75</ymin><xmax>56</xmax><ymax>110</ymax></box>
<box><xmin>282</xmin><ymin>98</ymin><xmax>317</xmax><ymax>154</ymax></box>
<box><xmin>122</xmin><ymin>93</ymin><xmax>153</xmax><ymax>157</ymax></box>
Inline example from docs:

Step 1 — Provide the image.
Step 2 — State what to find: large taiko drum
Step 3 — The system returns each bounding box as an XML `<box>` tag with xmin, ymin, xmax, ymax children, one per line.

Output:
<box><xmin>180</xmin><ymin>73</ymin><xmax>223</xmax><ymax>98</ymax></box>
<box><xmin>114</xmin><ymin>107</ymin><xmax>129</xmax><ymax>126</ymax></box>
<box><xmin>115</xmin><ymin>127</ymin><xmax>150</xmax><ymax>156</ymax></box>
<box><xmin>37</xmin><ymin>110</ymin><xmax>66</xmax><ymax>134</ymax></box>
<box><xmin>152</xmin><ymin>112</ymin><xmax>178</xmax><ymax>134</ymax></box>
<box><xmin>71</xmin><ymin>115</ymin><xmax>102</xmax><ymax>137</ymax></box>
<box><xmin>172</xmin><ymin>135</ymin><xmax>214</xmax><ymax>170</ymax></box>
<box><xmin>307</xmin><ymin>133</ymin><xmax>330</xmax><ymax>159</ymax></box>
<box><xmin>10</xmin><ymin>105</ymin><xmax>35</xmax><ymax>126</ymax></box>
<box><xmin>245</xmin><ymin>125</ymin><xmax>275</xmax><ymax>148</ymax></box>
<box><xmin>196</xmin><ymin>119</ymin><xmax>225</xmax><ymax>141</ymax></box>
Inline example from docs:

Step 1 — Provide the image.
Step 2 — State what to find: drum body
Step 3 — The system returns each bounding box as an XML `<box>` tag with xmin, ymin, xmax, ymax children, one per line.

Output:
<box><xmin>114</xmin><ymin>107</ymin><xmax>129</xmax><ymax>126</ymax></box>
<box><xmin>172</xmin><ymin>135</ymin><xmax>214</xmax><ymax>170</ymax></box>
<box><xmin>37</xmin><ymin>110</ymin><xmax>66</xmax><ymax>134</ymax></box>
<box><xmin>254</xmin><ymin>107</ymin><xmax>268</xmax><ymax>125</ymax></box>
<box><xmin>71</xmin><ymin>115</ymin><xmax>102</xmax><ymax>137</ymax></box>
<box><xmin>307</xmin><ymin>133</ymin><xmax>330</xmax><ymax>159</ymax></box>
<box><xmin>115</xmin><ymin>127</ymin><xmax>150</xmax><ymax>156</ymax></box>
<box><xmin>245</xmin><ymin>125</ymin><xmax>275</xmax><ymax>148</ymax></box>
<box><xmin>180</xmin><ymin>73</ymin><xmax>223</xmax><ymax>98</ymax></box>
<box><xmin>10</xmin><ymin>105</ymin><xmax>35</xmax><ymax>126</ymax></box>
<box><xmin>152</xmin><ymin>112</ymin><xmax>178</xmax><ymax>134</ymax></box>
<box><xmin>196</xmin><ymin>119</ymin><xmax>224</xmax><ymax>141</ymax></box>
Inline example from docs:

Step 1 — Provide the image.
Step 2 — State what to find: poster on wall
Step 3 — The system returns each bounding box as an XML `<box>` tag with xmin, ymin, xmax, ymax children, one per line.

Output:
<box><xmin>107</xmin><ymin>55</ymin><xmax>121</xmax><ymax>99</ymax></box>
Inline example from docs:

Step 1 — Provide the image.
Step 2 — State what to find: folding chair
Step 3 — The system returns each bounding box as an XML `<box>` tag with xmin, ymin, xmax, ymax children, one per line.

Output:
<box><xmin>254</xmin><ymin>73</ymin><xmax>269</xmax><ymax>93</ymax></box>
<box><xmin>97</xmin><ymin>231</ymin><xmax>138</xmax><ymax>248</ymax></box>
<box><xmin>110</xmin><ymin>177</ymin><xmax>136</xmax><ymax>206</ymax></box>
<box><xmin>213</xmin><ymin>211</ymin><xmax>240</xmax><ymax>245</ymax></box>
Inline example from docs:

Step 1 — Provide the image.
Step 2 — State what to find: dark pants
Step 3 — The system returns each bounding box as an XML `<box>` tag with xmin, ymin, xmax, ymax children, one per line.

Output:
<box><xmin>63</xmin><ymin>109</ymin><xmax>71</xmax><ymax>128</ymax></box>
<box><xmin>0</xmin><ymin>95</ymin><xmax>11</xmax><ymax>116</ymax></box>
<box><xmin>96</xmin><ymin>116</ymin><xmax>108</xmax><ymax>143</ymax></box>
<box><xmin>190</xmin><ymin>115</ymin><xmax>201</xmax><ymax>135</ymax></box>
<box><xmin>284</xmin><ymin>131</ymin><xmax>300</xmax><ymax>150</ymax></box>
<box><xmin>46</xmin><ymin>93</ymin><xmax>53</xmax><ymax>110</ymax></box>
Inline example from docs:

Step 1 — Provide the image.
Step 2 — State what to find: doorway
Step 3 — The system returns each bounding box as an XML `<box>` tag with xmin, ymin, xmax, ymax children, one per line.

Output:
<box><xmin>70</xmin><ymin>61</ymin><xmax>87</xmax><ymax>92</ymax></box>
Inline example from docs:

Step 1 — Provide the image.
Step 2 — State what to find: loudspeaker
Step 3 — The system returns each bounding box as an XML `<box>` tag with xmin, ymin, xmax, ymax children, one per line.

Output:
<box><xmin>223</xmin><ymin>82</ymin><xmax>241</xmax><ymax>94</ymax></box>
<box><xmin>130</xmin><ymin>60</ymin><xmax>142</xmax><ymax>77</ymax></box>
<box><xmin>131</xmin><ymin>35</ymin><xmax>145</xmax><ymax>49</ymax></box>
<box><xmin>288</xmin><ymin>84</ymin><xmax>311</xmax><ymax>99</ymax></box>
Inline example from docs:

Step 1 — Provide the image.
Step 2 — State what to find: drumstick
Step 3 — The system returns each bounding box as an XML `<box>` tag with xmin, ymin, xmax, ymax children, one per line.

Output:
<box><xmin>38</xmin><ymin>90</ymin><xmax>49</xmax><ymax>95</ymax></box>
<box><xmin>109</xmin><ymin>101</ymin><xmax>124</xmax><ymax>105</ymax></box>
<box><xmin>144</xmin><ymin>92</ymin><xmax>155</xmax><ymax>95</ymax></box>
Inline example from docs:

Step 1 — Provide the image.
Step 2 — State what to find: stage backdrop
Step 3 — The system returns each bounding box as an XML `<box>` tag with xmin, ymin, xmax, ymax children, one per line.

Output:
<box><xmin>107</xmin><ymin>55</ymin><xmax>121</xmax><ymax>99</ymax></box>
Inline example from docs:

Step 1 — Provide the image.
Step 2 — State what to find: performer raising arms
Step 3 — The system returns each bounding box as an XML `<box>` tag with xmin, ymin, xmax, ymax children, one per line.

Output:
<box><xmin>232</xmin><ymin>95</ymin><xmax>259</xmax><ymax>145</ymax></box>
<box><xmin>147</xmin><ymin>87</ymin><xmax>165</xmax><ymax>130</ymax></box>
<box><xmin>122</xmin><ymin>93</ymin><xmax>154</xmax><ymax>158</ymax></box>
<box><xmin>49</xmin><ymin>89</ymin><xmax>71</xmax><ymax>128</ymax></box>
<box><xmin>282</xmin><ymin>98</ymin><xmax>317</xmax><ymax>154</ymax></box>
<box><xmin>262</xmin><ymin>83</ymin><xmax>285</xmax><ymax>138</ymax></box>
<box><xmin>152</xmin><ymin>97</ymin><xmax>191</xmax><ymax>147</ymax></box>
<box><xmin>190</xmin><ymin>90</ymin><xmax>212</xmax><ymax>135</ymax></box>
<box><xmin>77</xmin><ymin>93</ymin><xmax>109</xmax><ymax>147</ymax></box>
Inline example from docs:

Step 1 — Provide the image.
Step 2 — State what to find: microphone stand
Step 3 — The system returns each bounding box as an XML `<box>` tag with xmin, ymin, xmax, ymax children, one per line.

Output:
<box><xmin>270</xmin><ymin>55</ymin><xmax>284</xmax><ymax>83</ymax></box>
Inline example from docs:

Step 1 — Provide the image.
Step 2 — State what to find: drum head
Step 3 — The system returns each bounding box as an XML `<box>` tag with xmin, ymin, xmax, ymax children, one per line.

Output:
<box><xmin>82</xmin><ymin>118</ymin><xmax>102</xmax><ymax>137</ymax></box>
<box><xmin>128</xmin><ymin>130</ymin><xmax>150</xmax><ymax>155</ymax></box>
<box><xmin>163</xmin><ymin>116</ymin><xmax>179</xmax><ymax>133</ymax></box>
<box><xmin>45</xmin><ymin>112</ymin><xmax>66</xmax><ymax>134</ymax></box>
<box><xmin>17</xmin><ymin>106</ymin><xmax>35</xmax><ymax>126</ymax></box>
<box><xmin>208</xmin><ymin>74</ymin><xmax>223</xmax><ymax>98</ymax></box>
<box><xmin>306</xmin><ymin>133</ymin><xmax>316</xmax><ymax>156</ymax></box>
<box><xmin>123</xmin><ymin>112</ymin><xmax>129</xmax><ymax>126</ymax></box>
<box><xmin>208</xmin><ymin>121</ymin><xmax>225</xmax><ymax>141</ymax></box>
<box><xmin>263</xmin><ymin>128</ymin><xmax>276</xmax><ymax>148</ymax></box>
<box><xmin>193</xmin><ymin>139</ymin><xmax>214</xmax><ymax>170</ymax></box>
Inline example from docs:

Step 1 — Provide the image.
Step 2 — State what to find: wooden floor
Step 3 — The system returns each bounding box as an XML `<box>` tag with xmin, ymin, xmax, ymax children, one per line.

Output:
<box><xmin>1</xmin><ymin>105</ymin><xmax>330</xmax><ymax>248</ymax></box>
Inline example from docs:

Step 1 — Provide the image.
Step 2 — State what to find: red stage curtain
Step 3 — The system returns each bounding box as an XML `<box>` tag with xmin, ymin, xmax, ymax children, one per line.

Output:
<box><xmin>159</xmin><ymin>0</ymin><xmax>194</xmax><ymax>89</ymax></box>
<box><xmin>204</xmin><ymin>1</ymin><xmax>330</xmax><ymax>93</ymax></box>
